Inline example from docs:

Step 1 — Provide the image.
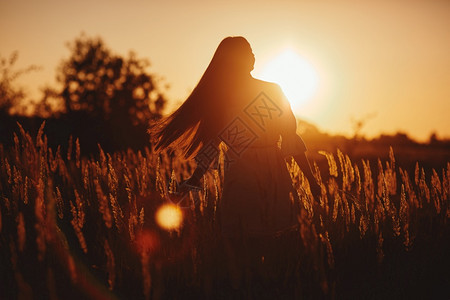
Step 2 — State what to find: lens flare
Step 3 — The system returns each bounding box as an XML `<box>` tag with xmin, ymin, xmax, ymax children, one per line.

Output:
<box><xmin>136</xmin><ymin>230</ymin><xmax>160</xmax><ymax>254</ymax></box>
<box><xmin>155</xmin><ymin>204</ymin><xmax>183</xmax><ymax>231</ymax></box>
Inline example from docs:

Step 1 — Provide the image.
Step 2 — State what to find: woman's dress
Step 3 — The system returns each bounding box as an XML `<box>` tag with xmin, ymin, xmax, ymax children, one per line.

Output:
<box><xmin>196</xmin><ymin>79</ymin><xmax>307</xmax><ymax>238</ymax></box>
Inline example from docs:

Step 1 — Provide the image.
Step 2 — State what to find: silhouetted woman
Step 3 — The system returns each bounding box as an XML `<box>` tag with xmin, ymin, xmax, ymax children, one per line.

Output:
<box><xmin>149</xmin><ymin>36</ymin><xmax>321</xmax><ymax>292</ymax></box>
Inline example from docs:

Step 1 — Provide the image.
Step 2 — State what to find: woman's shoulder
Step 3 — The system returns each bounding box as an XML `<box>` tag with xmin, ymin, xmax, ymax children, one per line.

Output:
<box><xmin>250</xmin><ymin>78</ymin><xmax>284</xmax><ymax>99</ymax></box>
<box><xmin>249</xmin><ymin>77</ymin><xmax>287</xmax><ymax>104</ymax></box>
<box><xmin>251</xmin><ymin>77</ymin><xmax>281</xmax><ymax>90</ymax></box>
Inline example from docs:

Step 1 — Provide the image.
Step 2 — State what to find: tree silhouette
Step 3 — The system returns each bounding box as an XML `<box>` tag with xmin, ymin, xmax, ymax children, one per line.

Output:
<box><xmin>32</xmin><ymin>33</ymin><xmax>169</xmax><ymax>152</ymax></box>
<box><xmin>58</xmin><ymin>33</ymin><xmax>166</xmax><ymax>125</ymax></box>
<box><xmin>0</xmin><ymin>51</ymin><xmax>40</xmax><ymax>116</ymax></box>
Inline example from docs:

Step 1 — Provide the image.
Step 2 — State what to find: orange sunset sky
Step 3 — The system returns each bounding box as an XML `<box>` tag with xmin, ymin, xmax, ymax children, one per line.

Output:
<box><xmin>1</xmin><ymin>0</ymin><xmax>449</xmax><ymax>142</ymax></box>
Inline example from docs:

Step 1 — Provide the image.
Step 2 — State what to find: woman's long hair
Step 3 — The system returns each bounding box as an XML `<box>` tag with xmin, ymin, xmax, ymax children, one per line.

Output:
<box><xmin>149</xmin><ymin>36</ymin><xmax>255</xmax><ymax>158</ymax></box>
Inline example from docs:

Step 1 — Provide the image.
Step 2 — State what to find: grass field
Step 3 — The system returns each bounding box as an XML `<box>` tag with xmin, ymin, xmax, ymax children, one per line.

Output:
<box><xmin>1</xmin><ymin>123</ymin><xmax>449</xmax><ymax>299</ymax></box>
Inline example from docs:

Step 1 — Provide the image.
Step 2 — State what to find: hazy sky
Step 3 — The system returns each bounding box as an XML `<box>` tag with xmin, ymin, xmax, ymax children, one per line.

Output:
<box><xmin>1</xmin><ymin>0</ymin><xmax>449</xmax><ymax>141</ymax></box>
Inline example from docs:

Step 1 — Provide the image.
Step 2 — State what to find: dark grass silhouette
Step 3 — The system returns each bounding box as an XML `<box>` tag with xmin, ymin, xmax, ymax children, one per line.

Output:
<box><xmin>0</xmin><ymin>119</ymin><xmax>449</xmax><ymax>299</ymax></box>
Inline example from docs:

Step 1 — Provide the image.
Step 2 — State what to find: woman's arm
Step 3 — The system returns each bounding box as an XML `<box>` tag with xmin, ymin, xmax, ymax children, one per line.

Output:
<box><xmin>178</xmin><ymin>165</ymin><xmax>206</xmax><ymax>192</ymax></box>
<box><xmin>273</xmin><ymin>84</ymin><xmax>321</xmax><ymax>200</ymax></box>
<box><xmin>178</xmin><ymin>139</ymin><xmax>221</xmax><ymax>192</ymax></box>
<box><xmin>293</xmin><ymin>151</ymin><xmax>321</xmax><ymax>199</ymax></box>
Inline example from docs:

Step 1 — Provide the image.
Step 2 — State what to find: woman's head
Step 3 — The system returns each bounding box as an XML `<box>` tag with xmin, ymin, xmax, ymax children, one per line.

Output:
<box><xmin>209</xmin><ymin>36</ymin><xmax>255</xmax><ymax>75</ymax></box>
<box><xmin>149</xmin><ymin>36</ymin><xmax>255</xmax><ymax>158</ymax></box>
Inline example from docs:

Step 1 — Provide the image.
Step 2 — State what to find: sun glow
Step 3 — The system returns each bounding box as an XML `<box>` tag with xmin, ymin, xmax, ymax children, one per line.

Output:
<box><xmin>257</xmin><ymin>49</ymin><xmax>319</xmax><ymax>109</ymax></box>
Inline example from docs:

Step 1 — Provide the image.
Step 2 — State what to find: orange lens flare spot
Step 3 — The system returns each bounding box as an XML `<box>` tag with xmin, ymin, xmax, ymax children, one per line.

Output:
<box><xmin>155</xmin><ymin>204</ymin><xmax>183</xmax><ymax>231</ymax></box>
<box><xmin>136</xmin><ymin>230</ymin><xmax>160</xmax><ymax>255</ymax></box>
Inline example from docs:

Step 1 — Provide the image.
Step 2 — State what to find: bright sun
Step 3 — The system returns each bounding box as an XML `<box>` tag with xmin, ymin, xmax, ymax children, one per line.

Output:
<box><xmin>257</xmin><ymin>49</ymin><xmax>319</xmax><ymax>109</ymax></box>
